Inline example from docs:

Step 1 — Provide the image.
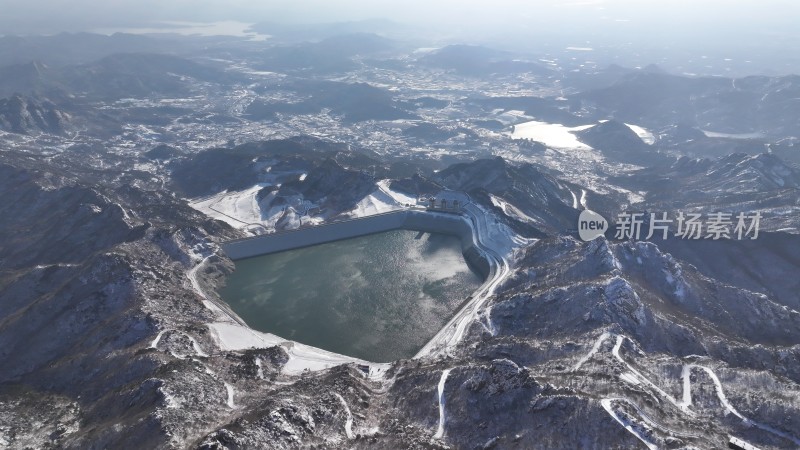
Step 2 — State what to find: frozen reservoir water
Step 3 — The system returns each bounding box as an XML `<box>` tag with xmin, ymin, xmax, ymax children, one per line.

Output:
<box><xmin>220</xmin><ymin>229</ymin><xmax>484</xmax><ymax>362</ymax></box>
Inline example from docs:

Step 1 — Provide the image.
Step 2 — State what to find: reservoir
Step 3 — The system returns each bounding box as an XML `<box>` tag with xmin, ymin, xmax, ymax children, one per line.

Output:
<box><xmin>220</xmin><ymin>229</ymin><xmax>484</xmax><ymax>362</ymax></box>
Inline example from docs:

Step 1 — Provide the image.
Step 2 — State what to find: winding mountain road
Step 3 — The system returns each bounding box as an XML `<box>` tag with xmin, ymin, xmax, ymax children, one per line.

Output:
<box><xmin>414</xmin><ymin>202</ymin><xmax>512</xmax><ymax>358</ymax></box>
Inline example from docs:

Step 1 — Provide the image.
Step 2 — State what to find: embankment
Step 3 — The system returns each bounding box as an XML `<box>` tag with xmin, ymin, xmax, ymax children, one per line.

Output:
<box><xmin>220</xmin><ymin>209</ymin><xmax>491</xmax><ymax>278</ymax></box>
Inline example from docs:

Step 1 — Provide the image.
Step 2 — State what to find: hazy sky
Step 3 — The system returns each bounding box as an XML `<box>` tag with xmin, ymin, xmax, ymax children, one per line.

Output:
<box><xmin>2</xmin><ymin>0</ymin><xmax>798</xmax><ymax>38</ymax></box>
<box><xmin>2</xmin><ymin>0</ymin><xmax>800</xmax><ymax>74</ymax></box>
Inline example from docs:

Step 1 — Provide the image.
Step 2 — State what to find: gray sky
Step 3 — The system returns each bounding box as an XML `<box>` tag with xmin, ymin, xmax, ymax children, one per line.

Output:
<box><xmin>3</xmin><ymin>0</ymin><xmax>800</xmax><ymax>74</ymax></box>
<box><xmin>1</xmin><ymin>0</ymin><xmax>798</xmax><ymax>37</ymax></box>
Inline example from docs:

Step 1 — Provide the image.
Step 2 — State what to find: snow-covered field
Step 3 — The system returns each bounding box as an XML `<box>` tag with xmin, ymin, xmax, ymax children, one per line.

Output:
<box><xmin>190</xmin><ymin>179</ymin><xmax>425</xmax><ymax>235</ymax></box>
<box><xmin>189</xmin><ymin>185</ymin><xmax>266</xmax><ymax>228</ymax></box>
<box><xmin>207</xmin><ymin>321</ymin><xmax>390</xmax><ymax>376</ymax></box>
<box><xmin>703</xmin><ymin>130</ymin><xmax>764</xmax><ymax>139</ymax></box>
<box><xmin>511</xmin><ymin>120</ymin><xmax>592</xmax><ymax>149</ymax></box>
<box><xmin>511</xmin><ymin>119</ymin><xmax>655</xmax><ymax>147</ymax></box>
<box><xmin>346</xmin><ymin>189</ymin><xmax>403</xmax><ymax>217</ymax></box>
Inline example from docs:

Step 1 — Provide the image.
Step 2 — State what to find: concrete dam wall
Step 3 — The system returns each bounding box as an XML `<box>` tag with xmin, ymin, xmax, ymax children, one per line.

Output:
<box><xmin>220</xmin><ymin>209</ymin><xmax>491</xmax><ymax>278</ymax></box>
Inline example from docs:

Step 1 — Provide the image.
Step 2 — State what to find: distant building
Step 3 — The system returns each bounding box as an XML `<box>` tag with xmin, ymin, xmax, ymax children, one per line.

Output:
<box><xmin>423</xmin><ymin>190</ymin><xmax>469</xmax><ymax>213</ymax></box>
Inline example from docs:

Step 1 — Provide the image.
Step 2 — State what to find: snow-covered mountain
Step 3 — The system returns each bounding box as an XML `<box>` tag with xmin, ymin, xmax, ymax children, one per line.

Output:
<box><xmin>1</xmin><ymin>27</ymin><xmax>800</xmax><ymax>450</ymax></box>
<box><xmin>0</xmin><ymin>94</ymin><xmax>67</xmax><ymax>134</ymax></box>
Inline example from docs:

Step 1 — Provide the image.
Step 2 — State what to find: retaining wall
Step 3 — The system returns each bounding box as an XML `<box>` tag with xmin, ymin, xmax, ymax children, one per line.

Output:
<box><xmin>220</xmin><ymin>209</ymin><xmax>491</xmax><ymax>278</ymax></box>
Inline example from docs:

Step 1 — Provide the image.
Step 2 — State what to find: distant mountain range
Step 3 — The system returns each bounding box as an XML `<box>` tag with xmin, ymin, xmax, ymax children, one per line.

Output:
<box><xmin>575</xmin><ymin>71</ymin><xmax>800</xmax><ymax>137</ymax></box>
<box><xmin>418</xmin><ymin>44</ymin><xmax>551</xmax><ymax>76</ymax></box>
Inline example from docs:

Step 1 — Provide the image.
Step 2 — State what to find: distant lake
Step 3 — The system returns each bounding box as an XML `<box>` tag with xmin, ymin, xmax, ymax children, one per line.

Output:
<box><xmin>220</xmin><ymin>230</ymin><xmax>484</xmax><ymax>362</ymax></box>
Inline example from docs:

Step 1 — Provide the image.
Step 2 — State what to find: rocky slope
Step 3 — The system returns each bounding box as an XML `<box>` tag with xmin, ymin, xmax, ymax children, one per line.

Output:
<box><xmin>433</xmin><ymin>157</ymin><xmax>620</xmax><ymax>236</ymax></box>
<box><xmin>3</xmin><ymin>142</ymin><xmax>800</xmax><ymax>449</ymax></box>
<box><xmin>610</xmin><ymin>152</ymin><xmax>800</xmax><ymax>232</ymax></box>
<box><xmin>1</xmin><ymin>28</ymin><xmax>799</xmax><ymax>450</ymax></box>
<box><xmin>0</xmin><ymin>94</ymin><xmax>68</xmax><ymax>134</ymax></box>
<box><xmin>574</xmin><ymin>120</ymin><xmax>664</xmax><ymax>165</ymax></box>
<box><xmin>575</xmin><ymin>72</ymin><xmax>800</xmax><ymax>138</ymax></box>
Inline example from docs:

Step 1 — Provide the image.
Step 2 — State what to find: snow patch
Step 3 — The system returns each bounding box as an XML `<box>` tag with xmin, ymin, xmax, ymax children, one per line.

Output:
<box><xmin>434</xmin><ymin>368</ymin><xmax>452</xmax><ymax>440</ymax></box>
<box><xmin>187</xmin><ymin>335</ymin><xmax>208</xmax><ymax>358</ymax></box>
<box><xmin>224</xmin><ymin>382</ymin><xmax>236</xmax><ymax>409</ymax></box>
<box><xmin>377</xmin><ymin>179</ymin><xmax>417</xmax><ymax>205</ymax></box>
<box><xmin>612</xmin><ymin>335</ymin><xmax>689</xmax><ymax>415</ymax></box>
<box><xmin>207</xmin><ymin>321</ymin><xmax>284</xmax><ymax>350</ymax></box>
<box><xmin>345</xmin><ymin>180</ymin><xmax>420</xmax><ymax>218</ymax></box>
<box><xmin>624</xmin><ymin>123</ymin><xmax>655</xmax><ymax>145</ymax></box>
<box><xmin>255</xmin><ymin>357</ymin><xmax>265</xmax><ymax>380</ymax></box>
<box><xmin>346</xmin><ymin>188</ymin><xmax>401</xmax><ymax>217</ymax></box>
<box><xmin>600</xmin><ymin>398</ymin><xmax>659</xmax><ymax>450</ymax></box>
<box><xmin>511</xmin><ymin>120</ymin><xmax>593</xmax><ymax>150</ymax></box>
<box><xmin>620</xmin><ymin>372</ymin><xmax>641</xmax><ymax>385</ymax></box>
<box><xmin>573</xmin><ymin>331</ymin><xmax>610</xmax><ymax>371</ymax></box>
<box><xmin>189</xmin><ymin>185</ymin><xmax>265</xmax><ymax>229</ymax></box>
<box><xmin>150</xmin><ymin>330</ymin><xmax>167</xmax><ymax>349</ymax></box>
<box><xmin>679</xmin><ymin>364</ymin><xmax>800</xmax><ymax>446</ymax></box>
<box><xmin>702</xmin><ymin>130</ymin><xmax>764</xmax><ymax>139</ymax></box>
<box><xmin>158</xmin><ymin>386</ymin><xmax>180</xmax><ymax>409</ymax></box>
<box><xmin>207</xmin><ymin>322</ymin><xmax>386</xmax><ymax>376</ymax></box>
<box><xmin>334</xmin><ymin>393</ymin><xmax>355</xmax><ymax>440</ymax></box>
<box><xmin>489</xmin><ymin>194</ymin><xmax>538</xmax><ymax>224</ymax></box>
